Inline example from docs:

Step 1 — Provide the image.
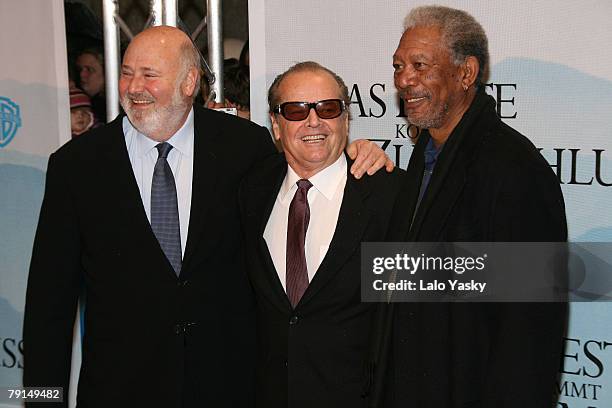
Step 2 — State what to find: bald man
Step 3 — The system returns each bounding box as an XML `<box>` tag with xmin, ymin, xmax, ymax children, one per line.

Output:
<box><xmin>23</xmin><ymin>27</ymin><xmax>389</xmax><ymax>408</ymax></box>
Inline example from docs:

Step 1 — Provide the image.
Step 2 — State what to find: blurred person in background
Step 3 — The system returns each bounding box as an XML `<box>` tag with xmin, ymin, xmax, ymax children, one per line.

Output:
<box><xmin>239</xmin><ymin>40</ymin><xmax>249</xmax><ymax>67</ymax></box>
<box><xmin>223</xmin><ymin>59</ymin><xmax>251</xmax><ymax>119</ymax></box>
<box><xmin>206</xmin><ymin>58</ymin><xmax>251</xmax><ymax>120</ymax></box>
<box><xmin>69</xmin><ymin>86</ymin><xmax>98</xmax><ymax>138</ymax></box>
<box><xmin>76</xmin><ymin>47</ymin><xmax>106</xmax><ymax>123</ymax></box>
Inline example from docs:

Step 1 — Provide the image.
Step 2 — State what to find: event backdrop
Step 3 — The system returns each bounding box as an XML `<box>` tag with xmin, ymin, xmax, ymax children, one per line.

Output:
<box><xmin>0</xmin><ymin>1</ymin><xmax>75</xmax><ymax>407</ymax></box>
<box><xmin>249</xmin><ymin>1</ymin><xmax>612</xmax><ymax>406</ymax></box>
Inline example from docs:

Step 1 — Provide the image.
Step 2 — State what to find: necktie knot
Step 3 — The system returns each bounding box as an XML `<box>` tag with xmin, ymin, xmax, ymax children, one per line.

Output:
<box><xmin>296</xmin><ymin>179</ymin><xmax>313</xmax><ymax>192</ymax></box>
<box><xmin>156</xmin><ymin>142</ymin><xmax>173</xmax><ymax>159</ymax></box>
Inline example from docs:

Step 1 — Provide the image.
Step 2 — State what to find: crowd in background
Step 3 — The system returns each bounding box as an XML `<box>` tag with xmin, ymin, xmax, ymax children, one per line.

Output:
<box><xmin>66</xmin><ymin>2</ymin><xmax>252</xmax><ymax>138</ymax></box>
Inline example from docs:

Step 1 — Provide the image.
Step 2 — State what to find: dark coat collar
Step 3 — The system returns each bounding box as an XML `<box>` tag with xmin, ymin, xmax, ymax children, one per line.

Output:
<box><xmin>181</xmin><ymin>105</ymin><xmax>220</xmax><ymax>273</ymax></box>
<box><xmin>406</xmin><ymin>89</ymin><xmax>498</xmax><ymax>240</ymax></box>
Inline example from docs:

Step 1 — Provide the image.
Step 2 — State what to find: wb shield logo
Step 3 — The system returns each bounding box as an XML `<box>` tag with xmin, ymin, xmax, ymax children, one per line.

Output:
<box><xmin>0</xmin><ymin>97</ymin><xmax>22</xmax><ymax>148</ymax></box>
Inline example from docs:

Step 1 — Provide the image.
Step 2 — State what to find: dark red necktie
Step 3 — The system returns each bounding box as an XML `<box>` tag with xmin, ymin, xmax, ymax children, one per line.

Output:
<box><xmin>286</xmin><ymin>179</ymin><xmax>313</xmax><ymax>308</ymax></box>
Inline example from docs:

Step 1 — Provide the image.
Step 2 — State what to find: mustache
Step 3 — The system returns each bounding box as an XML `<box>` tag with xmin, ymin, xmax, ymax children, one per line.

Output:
<box><xmin>400</xmin><ymin>89</ymin><xmax>431</xmax><ymax>100</ymax></box>
<box><xmin>124</xmin><ymin>92</ymin><xmax>155</xmax><ymax>103</ymax></box>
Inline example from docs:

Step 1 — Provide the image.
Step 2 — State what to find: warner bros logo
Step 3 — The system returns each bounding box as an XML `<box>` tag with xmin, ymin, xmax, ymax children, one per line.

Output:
<box><xmin>0</xmin><ymin>97</ymin><xmax>22</xmax><ymax>148</ymax></box>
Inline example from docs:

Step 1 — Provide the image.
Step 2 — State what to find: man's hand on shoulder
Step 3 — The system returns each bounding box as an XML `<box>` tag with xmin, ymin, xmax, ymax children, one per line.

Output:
<box><xmin>346</xmin><ymin>139</ymin><xmax>394</xmax><ymax>178</ymax></box>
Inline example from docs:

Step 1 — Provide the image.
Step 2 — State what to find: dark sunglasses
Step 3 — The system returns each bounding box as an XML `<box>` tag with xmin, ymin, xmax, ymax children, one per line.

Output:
<box><xmin>272</xmin><ymin>99</ymin><xmax>348</xmax><ymax>121</ymax></box>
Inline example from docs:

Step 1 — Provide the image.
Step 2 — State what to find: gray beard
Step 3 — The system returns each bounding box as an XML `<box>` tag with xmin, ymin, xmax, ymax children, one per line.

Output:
<box><xmin>121</xmin><ymin>91</ymin><xmax>190</xmax><ymax>139</ymax></box>
<box><xmin>406</xmin><ymin>102</ymin><xmax>448</xmax><ymax>130</ymax></box>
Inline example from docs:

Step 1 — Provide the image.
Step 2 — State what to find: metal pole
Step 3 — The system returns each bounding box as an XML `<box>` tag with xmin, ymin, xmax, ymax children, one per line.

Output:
<box><xmin>101</xmin><ymin>0</ymin><xmax>222</xmax><ymax>116</ymax></box>
<box><xmin>115</xmin><ymin>14</ymin><xmax>134</xmax><ymax>40</ymax></box>
<box><xmin>207</xmin><ymin>0</ymin><xmax>224</xmax><ymax>102</ymax></box>
<box><xmin>102</xmin><ymin>0</ymin><xmax>120</xmax><ymax>122</ymax></box>
<box><xmin>151</xmin><ymin>0</ymin><xmax>177</xmax><ymax>26</ymax></box>
<box><xmin>164</xmin><ymin>0</ymin><xmax>178</xmax><ymax>27</ymax></box>
<box><xmin>191</xmin><ymin>16</ymin><xmax>207</xmax><ymax>41</ymax></box>
<box><xmin>151</xmin><ymin>0</ymin><xmax>163</xmax><ymax>26</ymax></box>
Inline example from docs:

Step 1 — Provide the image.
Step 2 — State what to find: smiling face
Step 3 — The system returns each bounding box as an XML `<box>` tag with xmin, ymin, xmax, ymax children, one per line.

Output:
<box><xmin>119</xmin><ymin>26</ymin><xmax>197</xmax><ymax>141</ymax></box>
<box><xmin>393</xmin><ymin>26</ymin><xmax>473</xmax><ymax>141</ymax></box>
<box><xmin>270</xmin><ymin>69</ymin><xmax>349</xmax><ymax>179</ymax></box>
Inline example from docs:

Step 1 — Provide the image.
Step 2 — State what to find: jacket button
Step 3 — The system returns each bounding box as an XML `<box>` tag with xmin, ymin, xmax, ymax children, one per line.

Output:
<box><xmin>178</xmin><ymin>280</ymin><xmax>189</xmax><ymax>287</ymax></box>
<box><xmin>185</xmin><ymin>322</ymin><xmax>197</xmax><ymax>334</ymax></box>
<box><xmin>289</xmin><ymin>315</ymin><xmax>298</xmax><ymax>325</ymax></box>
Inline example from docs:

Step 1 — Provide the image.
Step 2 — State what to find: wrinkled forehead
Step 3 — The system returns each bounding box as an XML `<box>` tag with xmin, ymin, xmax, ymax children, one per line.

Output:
<box><xmin>394</xmin><ymin>26</ymin><xmax>448</xmax><ymax>58</ymax></box>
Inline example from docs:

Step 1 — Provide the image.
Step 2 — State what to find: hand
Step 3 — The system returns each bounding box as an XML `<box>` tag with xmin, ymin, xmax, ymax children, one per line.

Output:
<box><xmin>346</xmin><ymin>139</ymin><xmax>394</xmax><ymax>178</ymax></box>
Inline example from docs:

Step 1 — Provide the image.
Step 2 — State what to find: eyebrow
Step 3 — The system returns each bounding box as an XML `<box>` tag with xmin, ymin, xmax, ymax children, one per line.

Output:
<box><xmin>393</xmin><ymin>51</ymin><xmax>431</xmax><ymax>60</ymax></box>
<box><xmin>120</xmin><ymin>65</ymin><xmax>161</xmax><ymax>74</ymax></box>
<box><xmin>410</xmin><ymin>53</ymin><xmax>430</xmax><ymax>60</ymax></box>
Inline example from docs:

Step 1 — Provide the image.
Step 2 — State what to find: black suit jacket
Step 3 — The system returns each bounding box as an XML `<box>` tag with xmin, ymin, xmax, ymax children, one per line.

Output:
<box><xmin>377</xmin><ymin>89</ymin><xmax>568</xmax><ymax>408</ymax></box>
<box><xmin>23</xmin><ymin>105</ymin><xmax>276</xmax><ymax>408</ymax></box>
<box><xmin>239</xmin><ymin>153</ymin><xmax>406</xmax><ymax>408</ymax></box>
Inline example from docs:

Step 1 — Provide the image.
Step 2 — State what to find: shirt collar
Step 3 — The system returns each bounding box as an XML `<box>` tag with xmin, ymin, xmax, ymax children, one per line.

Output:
<box><xmin>279</xmin><ymin>154</ymin><xmax>347</xmax><ymax>202</ymax></box>
<box><xmin>125</xmin><ymin>107</ymin><xmax>195</xmax><ymax>158</ymax></box>
<box><xmin>424</xmin><ymin>136</ymin><xmax>443</xmax><ymax>169</ymax></box>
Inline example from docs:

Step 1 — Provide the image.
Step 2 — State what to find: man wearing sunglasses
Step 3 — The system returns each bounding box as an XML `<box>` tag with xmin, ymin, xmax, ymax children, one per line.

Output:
<box><xmin>239</xmin><ymin>61</ymin><xmax>406</xmax><ymax>408</ymax></box>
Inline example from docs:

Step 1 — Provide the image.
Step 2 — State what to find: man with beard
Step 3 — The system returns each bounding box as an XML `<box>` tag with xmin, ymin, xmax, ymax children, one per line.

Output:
<box><xmin>23</xmin><ymin>26</ymin><xmax>391</xmax><ymax>408</ymax></box>
<box><xmin>374</xmin><ymin>6</ymin><xmax>568</xmax><ymax>408</ymax></box>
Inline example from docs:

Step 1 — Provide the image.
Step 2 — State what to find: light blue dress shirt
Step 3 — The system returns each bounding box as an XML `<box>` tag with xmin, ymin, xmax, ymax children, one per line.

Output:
<box><xmin>122</xmin><ymin>108</ymin><xmax>194</xmax><ymax>257</ymax></box>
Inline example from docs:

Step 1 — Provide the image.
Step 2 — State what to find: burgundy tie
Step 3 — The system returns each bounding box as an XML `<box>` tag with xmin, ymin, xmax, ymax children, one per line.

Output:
<box><xmin>286</xmin><ymin>179</ymin><xmax>313</xmax><ymax>308</ymax></box>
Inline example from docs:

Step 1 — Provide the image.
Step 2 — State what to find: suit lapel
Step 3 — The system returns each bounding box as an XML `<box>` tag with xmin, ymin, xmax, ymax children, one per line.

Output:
<box><xmin>408</xmin><ymin>89</ymin><xmax>495</xmax><ymax>241</ymax></box>
<box><xmin>400</xmin><ymin>133</ymin><xmax>427</xmax><ymax>239</ymax></box>
<box><xmin>408</xmin><ymin>131</ymin><xmax>467</xmax><ymax>241</ymax></box>
<box><xmin>103</xmin><ymin>116</ymin><xmax>177</xmax><ymax>278</ymax></box>
<box><xmin>297</xmin><ymin>163</ymin><xmax>371</xmax><ymax>308</ymax></box>
<box><xmin>244</xmin><ymin>154</ymin><xmax>293</xmax><ymax>311</ymax></box>
<box><xmin>181</xmin><ymin>106</ymin><xmax>218</xmax><ymax>274</ymax></box>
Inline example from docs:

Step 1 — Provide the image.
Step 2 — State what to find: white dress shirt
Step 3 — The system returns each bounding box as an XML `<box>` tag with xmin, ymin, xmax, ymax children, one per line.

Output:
<box><xmin>264</xmin><ymin>154</ymin><xmax>347</xmax><ymax>289</ymax></box>
<box><xmin>123</xmin><ymin>108</ymin><xmax>194</xmax><ymax>257</ymax></box>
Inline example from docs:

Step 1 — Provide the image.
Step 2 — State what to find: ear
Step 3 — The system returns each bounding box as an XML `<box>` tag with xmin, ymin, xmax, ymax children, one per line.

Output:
<box><xmin>460</xmin><ymin>56</ymin><xmax>479</xmax><ymax>90</ymax></box>
<box><xmin>269</xmin><ymin>113</ymin><xmax>281</xmax><ymax>141</ymax></box>
<box><xmin>182</xmin><ymin>67</ymin><xmax>199</xmax><ymax>97</ymax></box>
